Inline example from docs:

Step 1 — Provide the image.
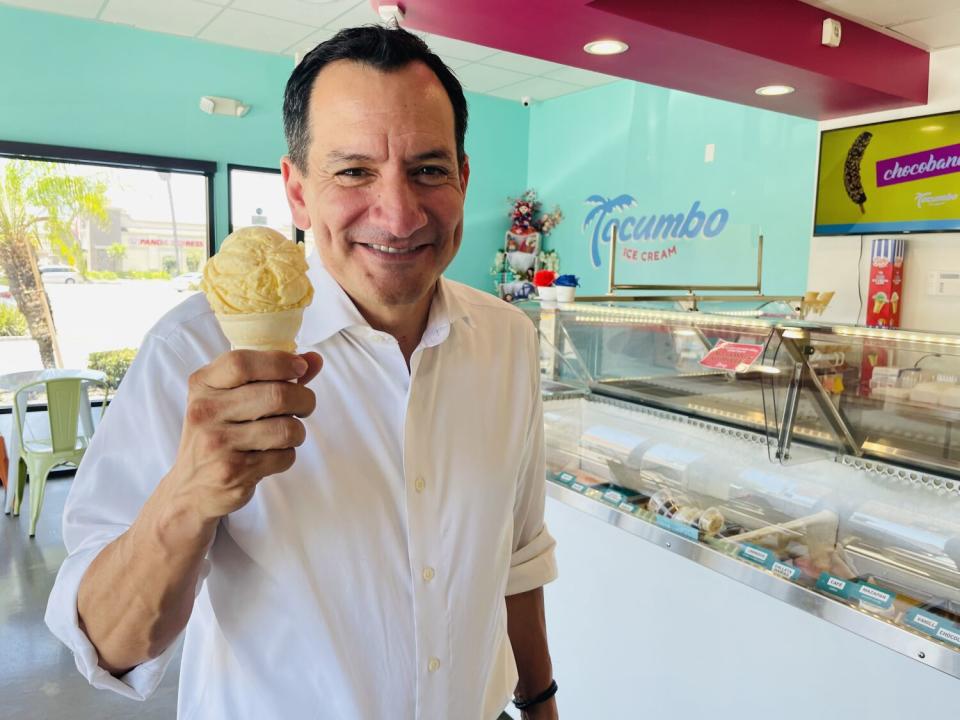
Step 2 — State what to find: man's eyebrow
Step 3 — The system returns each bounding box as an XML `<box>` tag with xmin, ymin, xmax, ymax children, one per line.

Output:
<box><xmin>411</xmin><ymin>148</ymin><xmax>454</xmax><ymax>164</ymax></box>
<box><xmin>324</xmin><ymin>149</ymin><xmax>454</xmax><ymax>164</ymax></box>
<box><xmin>325</xmin><ymin>150</ymin><xmax>377</xmax><ymax>164</ymax></box>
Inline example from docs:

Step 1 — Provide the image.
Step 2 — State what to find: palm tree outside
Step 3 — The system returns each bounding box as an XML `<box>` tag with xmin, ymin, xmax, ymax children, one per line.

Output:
<box><xmin>0</xmin><ymin>159</ymin><xmax>108</xmax><ymax>368</ymax></box>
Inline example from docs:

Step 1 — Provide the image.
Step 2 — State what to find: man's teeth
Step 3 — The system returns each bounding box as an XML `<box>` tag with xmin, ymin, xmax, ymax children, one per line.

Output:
<box><xmin>370</xmin><ymin>244</ymin><xmax>418</xmax><ymax>254</ymax></box>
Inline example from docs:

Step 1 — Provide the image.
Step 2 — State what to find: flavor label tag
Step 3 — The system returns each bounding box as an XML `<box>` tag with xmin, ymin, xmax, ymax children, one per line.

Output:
<box><xmin>602</xmin><ymin>490</ymin><xmax>625</xmax><ymax>506</ymax></box>
<box><xmin>618</xmin><ymin>502</ymin><xmax>638</xmax><ymax>513</ymax></box>
<box><xmin>817</xmin><ymin>572</ymin><xmax>855</xmax><ymax>600</ymax></box>
<box><xmin>654</xmin><ymin>515</ymin><xmax>700</xmax><ymax>541</ymax></box>
<box><xmin>936</xmin><ymin>625</ymin><xmax>960</xmax><ymax>648</ymax></box>
<box><xmin>553</xmin><ymin>472</ymin><xmax>577</xmax><ymax>486</ymax></box>
<box><xmin>904</xmin><ymin>608</ymin><xmax>942</xmax><ymax>636</ymax></box>
<box><xmin>584</xmin><ymin>488</ymin><xmax>604</xmax><ymax>501</ymax></box>
<box><xmin>770</xmin><ymin>561</ymin><xmax>802</xmax><ymax>582</ymax></box>
<box><xmin>855</xmin><ymin>582</ymin><xmax>895</xmax><ymax>609</ymax></box>
<box><xmin>570</xmin><ymin>482</ymin><xmax>586</xmax><ymax>493</ymax></box>
<box><xmin>739</xmin><ymin>543</ymin><xmax>774</xmax><ymax>568</ymax></box>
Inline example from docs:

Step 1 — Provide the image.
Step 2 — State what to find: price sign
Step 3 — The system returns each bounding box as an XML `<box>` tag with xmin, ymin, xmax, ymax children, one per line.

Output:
<box><xmin>699</xmin><ymin>341</ymin><xmax>765</xmax><ymax>372</ymax></box>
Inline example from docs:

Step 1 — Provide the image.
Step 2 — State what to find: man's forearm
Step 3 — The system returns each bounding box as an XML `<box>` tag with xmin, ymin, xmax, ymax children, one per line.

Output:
<box><xmin>77</xmin><ymin>474</ymin><xmax>216</xmax><ymax>675</ymax></box>
<box><xmin>506</xmin><ymin>587</ymin><xmax>553</xmax><ymax>698</ymax></box>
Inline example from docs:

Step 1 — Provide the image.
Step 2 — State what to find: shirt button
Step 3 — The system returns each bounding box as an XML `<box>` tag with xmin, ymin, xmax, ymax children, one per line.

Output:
<box><xmin>422</xmin><ymin>567</ymin><xmax>435</xmax><ymax>582</ymax></box>
<box><xmin>415</xmin><ymin>476</ymin><xmax>426</xmax><ymax>492</ymax></box>
<box><xmin>428</xmin><ymin>657</ymin><xmax>441</xmax><ymax>672</ymax></box>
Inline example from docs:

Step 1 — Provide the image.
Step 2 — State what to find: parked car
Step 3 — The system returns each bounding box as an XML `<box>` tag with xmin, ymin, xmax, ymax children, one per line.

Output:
<box><xmin>0</xmin><ymin>285</ymin><xmax>14</xmax><ymax>305</ymax></box>
<box><xmin>172</xmin><ymin>271</ymin><xmax>203</xmax><ymax>292</ymax></box>
<box><xmin>38</xmin><ymin>264</ymin><xmax>80</xmax><ymax>284</ymax></box>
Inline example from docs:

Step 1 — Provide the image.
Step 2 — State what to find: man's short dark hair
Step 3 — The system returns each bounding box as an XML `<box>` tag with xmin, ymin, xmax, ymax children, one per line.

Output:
<box><xmin>283</xmin><ymin>25</ymin><xmax>468</xmax><ymax>172</ymax></box>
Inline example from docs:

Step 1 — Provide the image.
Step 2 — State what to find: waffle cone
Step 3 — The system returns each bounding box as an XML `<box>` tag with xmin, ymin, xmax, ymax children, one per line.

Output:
<box><xmin>215</xmin><ymin>307</ymin><xmax>304</xmax><ymax>352</ymax></box>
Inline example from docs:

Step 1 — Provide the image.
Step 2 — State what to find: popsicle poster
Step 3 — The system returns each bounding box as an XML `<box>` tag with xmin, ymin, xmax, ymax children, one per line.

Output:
<box><xmin>815</xmin><ymin>111</ymin><xmax>960</xmax><ymax>235</ymax></box>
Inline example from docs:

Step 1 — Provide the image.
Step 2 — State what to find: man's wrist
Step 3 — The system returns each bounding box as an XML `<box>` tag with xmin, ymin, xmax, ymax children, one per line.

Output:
<box><xmin>513</xmin><ymin>678</ymin><xmax>558</xmax><ymax>711</ymax></box>
<box><xmin>143</xmin><ymin>475</ymin><xmax>217</xmax><ymax>557</ymax></box>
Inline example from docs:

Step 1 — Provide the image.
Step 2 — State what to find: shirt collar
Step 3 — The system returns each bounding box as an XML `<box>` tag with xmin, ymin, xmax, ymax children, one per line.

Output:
<box><xmin>298</xmin><ymin>252</ymin><xmax>473</xmax><ymax>348</ymax></box>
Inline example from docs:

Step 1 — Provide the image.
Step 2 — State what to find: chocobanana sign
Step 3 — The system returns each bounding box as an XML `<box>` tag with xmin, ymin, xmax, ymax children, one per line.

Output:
<box><xmin>582</xmin><ymin>194</ymin><xmax>730</xmax><ymax>268</ymax></box>
<box><xmin>815</xmin><ymin>110</ymin><xmax>960</xmax><ymax>235</ymax></box>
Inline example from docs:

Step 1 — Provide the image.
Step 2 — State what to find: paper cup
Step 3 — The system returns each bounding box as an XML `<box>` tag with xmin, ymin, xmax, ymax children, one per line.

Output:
<box><xmin>537</xmin><ymin>286</ymin><xmax>557</xmax><ymax>301</ymax></box>
<box><xmin>556</xmin><ymin>286</ymin><xmax>576</xmax><ymax>303</ymax></box>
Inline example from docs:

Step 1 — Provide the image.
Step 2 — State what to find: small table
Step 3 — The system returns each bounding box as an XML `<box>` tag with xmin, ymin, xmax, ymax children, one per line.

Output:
<box><xmin>2</xmin><ymin>369</ymin><xmax>107</xmax><ymax>515</ymax></box>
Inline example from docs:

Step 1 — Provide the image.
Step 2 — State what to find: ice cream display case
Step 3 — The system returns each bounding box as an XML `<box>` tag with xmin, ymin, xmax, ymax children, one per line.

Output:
<box><xmin>524</xmin><ymin>300</ymin><xmax>960</xmax><ymax>679</ymax></box>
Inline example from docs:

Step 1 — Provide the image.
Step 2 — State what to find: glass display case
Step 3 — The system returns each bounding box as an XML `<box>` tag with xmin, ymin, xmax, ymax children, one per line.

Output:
<box><xmin>524</xmin><ymin>300</ymin><xmax>960</xmax><ymax>678</ymax></box>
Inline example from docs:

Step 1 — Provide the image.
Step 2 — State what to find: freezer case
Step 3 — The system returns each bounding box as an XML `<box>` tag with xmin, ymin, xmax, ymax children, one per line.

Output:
<box><xmin>526</xmin><ymin>300</ymin><xmax>960</xmax><ymax>677</ymax></box>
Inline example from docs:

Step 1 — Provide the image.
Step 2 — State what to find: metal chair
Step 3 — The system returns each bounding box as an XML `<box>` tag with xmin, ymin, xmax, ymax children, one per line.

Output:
<box><xmin>12</xmin><ymin>377</ymin><xmax>108</xmax><ymax>536</ymax></box>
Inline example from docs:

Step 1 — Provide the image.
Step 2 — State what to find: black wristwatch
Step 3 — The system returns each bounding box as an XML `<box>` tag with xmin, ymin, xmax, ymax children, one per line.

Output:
<box><xmin>513</xmin><ymin>679</ymin><xmax>558</xmax><ymax>711</ymax></box>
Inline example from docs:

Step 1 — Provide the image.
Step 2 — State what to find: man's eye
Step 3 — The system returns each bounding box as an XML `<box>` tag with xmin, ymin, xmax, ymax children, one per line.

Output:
<box><xmin>336</xmin><ymin>168</ymin><xmax>368</xmax><ymax>178</ymax></box>
<box><xmin>415</xmin><ymin>166</ymin><xmax>450</xmax><ymax>184</ymax></box>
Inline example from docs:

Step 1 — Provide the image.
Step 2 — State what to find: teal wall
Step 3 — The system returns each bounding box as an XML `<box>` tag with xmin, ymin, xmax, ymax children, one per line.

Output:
<box><xmin>1</xmin><ymin>5</ymin><xmax>818</xmax><ymax>296</ymax></box>
<box><xmin>0</xmin><ymin>4</ymin><xmax>527</xmax><ymax>291</ymax></box>
<box><xmin>528</xmin><ymin>81</ymin><xmax>819</xmax><ymax>296</ymax></box>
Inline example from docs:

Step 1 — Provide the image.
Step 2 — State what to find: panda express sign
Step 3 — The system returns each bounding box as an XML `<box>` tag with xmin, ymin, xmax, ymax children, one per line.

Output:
<box><xmin>582</xmin><ymin>194</ymin><xmax>731</xmax><ymax>268</ymax></box>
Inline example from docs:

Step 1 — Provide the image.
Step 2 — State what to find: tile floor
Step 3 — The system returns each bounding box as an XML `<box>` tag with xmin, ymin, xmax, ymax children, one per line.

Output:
<box><xmin>2</xmin><ymin>476</ymin><xmax>518</xmax><ymax>720</ymax></box>
<box><xmin>1</xmin><ymin>476</ymin><xmax>180</xmax><ymax>719</ymax></box>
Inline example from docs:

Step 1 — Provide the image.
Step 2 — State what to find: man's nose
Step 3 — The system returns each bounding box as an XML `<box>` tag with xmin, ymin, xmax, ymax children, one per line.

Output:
<box><xmin>369</xmin><ymin>176</ymin><xmax>428</xmax><ymax>239</ymax></box>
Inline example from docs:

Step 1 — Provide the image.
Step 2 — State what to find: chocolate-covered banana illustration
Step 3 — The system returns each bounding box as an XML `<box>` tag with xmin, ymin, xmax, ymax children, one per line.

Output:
<box><xmin>843</xmin><ymin>131</ymin><xmax>872</xmax><ymax>214</ymax></box>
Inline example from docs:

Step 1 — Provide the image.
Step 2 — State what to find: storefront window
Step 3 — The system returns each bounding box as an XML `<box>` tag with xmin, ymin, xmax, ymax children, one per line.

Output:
<box><xmin>0</xmin><ymin>143</ymin><xmax>214</xmax><ymax>407</ymax></box>
<box><xmin>228</xmin><ymin>165</ymin><xmax>298</xmax><ymax>242</ymax></box>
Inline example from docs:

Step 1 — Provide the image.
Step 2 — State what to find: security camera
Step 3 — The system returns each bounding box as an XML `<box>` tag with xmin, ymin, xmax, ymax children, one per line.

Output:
<box><xmin>521</xmin><ymin>96</ymin><xmax>531</xmax><ymax>107</ymax></box>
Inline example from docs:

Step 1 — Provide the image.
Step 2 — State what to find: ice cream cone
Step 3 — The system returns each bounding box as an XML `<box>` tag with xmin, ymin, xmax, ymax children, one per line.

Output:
<box><xmin>202</xmin><ymin>227</ymin><xmax>313</xmax><ymax>354</ymax></box>
<box><xmin>891</xmin><ymin>292</ymin><xmax>899</xmax><ymax>314</ymax></box>
<box><xmin>216</xmin><ymin>306</ymin><xmax>305</xmax><ymax>352</ymax></box>
<box><xmin>872</xmin><ymin>291</ymin><xmax>888</xmax><ymax>314</ymax></box>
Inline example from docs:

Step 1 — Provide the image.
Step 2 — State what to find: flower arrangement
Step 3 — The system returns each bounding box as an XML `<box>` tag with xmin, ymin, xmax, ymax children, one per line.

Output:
<box><xmin>533</xmin><ymin>270</ymin><xmax>557</xmax><ymax>287</ymax></box>
<box><xmin>493</xmin><ymin>190</ymin><xmax>564</xmax><ymax>301</ymax></box>
<box><xmin>509</xmin><ymin>189</ymin><xmax>563</xmax><ymax>237</ymax></box>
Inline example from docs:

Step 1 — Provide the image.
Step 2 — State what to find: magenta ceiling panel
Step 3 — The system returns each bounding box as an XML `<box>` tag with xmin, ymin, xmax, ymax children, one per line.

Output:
<box><xmin>400</xmin><ymin>0</ymin><xmax>929</xmax><ymax>120</ymax></box>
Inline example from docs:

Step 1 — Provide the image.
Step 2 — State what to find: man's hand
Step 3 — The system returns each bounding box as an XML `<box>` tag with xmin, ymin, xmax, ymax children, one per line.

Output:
<box><xmin>166</xmin><ymin>349</ymin><xmax>323</xmax><ymax>522</ymax></box>
<box><xmin>77</xmin><ymin>349</ymin><xmax>323</xmax><ymax>673</ymax></box>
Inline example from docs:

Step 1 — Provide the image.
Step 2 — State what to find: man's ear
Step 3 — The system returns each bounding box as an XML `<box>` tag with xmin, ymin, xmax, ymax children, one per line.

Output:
<box><xmin>281</xmin><ymin>155</ymin><xmax>312</xmax><ymax>231</ymax></box>
<box><xmin>459</xmin><ymin>154</ymin><xmax>470</xmax><ymax>196</ymax></box>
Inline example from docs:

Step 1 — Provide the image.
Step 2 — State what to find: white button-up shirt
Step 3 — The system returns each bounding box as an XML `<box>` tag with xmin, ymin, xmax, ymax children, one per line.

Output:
<box><xmin>45</xmin><ymin>256</ymin><xmax>557</xmax><ymax>720</ymax></box>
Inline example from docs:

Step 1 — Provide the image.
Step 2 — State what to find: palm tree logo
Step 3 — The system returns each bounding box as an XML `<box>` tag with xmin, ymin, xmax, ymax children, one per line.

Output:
<box><xmin>583</xmin><ymin>194</ymin><xmax>636</xmax><ymax>267</ymax></box>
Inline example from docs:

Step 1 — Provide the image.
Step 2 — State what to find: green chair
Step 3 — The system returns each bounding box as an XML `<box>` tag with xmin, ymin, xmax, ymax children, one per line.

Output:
<box><xmin>12</xmin><ymin>377</ymin><xmax>108</xmax><ymax>537</ymax></box>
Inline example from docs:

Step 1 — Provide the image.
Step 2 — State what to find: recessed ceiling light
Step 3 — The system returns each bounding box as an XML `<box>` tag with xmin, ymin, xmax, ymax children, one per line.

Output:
<box><xmin>755</xmin><ymin>85</ymin><xmax>795</xmax><ymax>96</ymax></box>
<box><xmin>583</xmin><ymin>39</ymin><xmax>629</xmax><ymax>55</ymax></box>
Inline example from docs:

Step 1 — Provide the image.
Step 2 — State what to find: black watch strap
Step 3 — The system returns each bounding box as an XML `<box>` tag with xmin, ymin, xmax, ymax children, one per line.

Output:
<box><xmin>513</xmin><ymin>679</ymin><xmax>558</xmax><ymax>711</ymax></box>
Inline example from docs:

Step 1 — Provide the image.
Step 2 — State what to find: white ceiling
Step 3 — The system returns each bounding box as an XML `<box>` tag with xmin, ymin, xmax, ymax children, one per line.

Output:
<box><xmin>801</xmin><ymin>0</ymin><xmax>960</xmax><ymax>50</ymax></box>
<box><xmin>0</xmin><ymin>0</ymin><xmax>618</xmax><ymax>102</ymax></box>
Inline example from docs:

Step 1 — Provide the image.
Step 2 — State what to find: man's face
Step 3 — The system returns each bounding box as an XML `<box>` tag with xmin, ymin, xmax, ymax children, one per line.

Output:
<box><xmin>282</xmin><ymin>60</ymin><xmax>469</xmax><ymax>312</ymax></box>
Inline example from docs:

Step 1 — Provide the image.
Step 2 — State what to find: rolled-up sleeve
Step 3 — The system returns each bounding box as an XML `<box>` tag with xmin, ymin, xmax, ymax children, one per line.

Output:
<box><xmin>44</xmin><ymin>330</ymin><xmax>201</xmax><ymax>700</ymax></box>
<box><xmin>506</xmin><ymin>324</ymin><xmax>558</xmax><ymax>597</ymax></box>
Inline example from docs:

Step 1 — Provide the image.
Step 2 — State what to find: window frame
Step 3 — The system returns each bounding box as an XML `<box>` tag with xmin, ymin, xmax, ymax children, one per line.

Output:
<box><xmin>227</xmin><ymin>163</ymin><xmax>304</xmax><ymax>244</ymax></box>
<box><xmin>0</xmin><ymin>140</ymin><xmax>218</xmax><ymax>415</ymax></box>
<box><xmin>0</xmin><ymin>140</ymin><xmax>218</xmax><ymax>258</ymax></box>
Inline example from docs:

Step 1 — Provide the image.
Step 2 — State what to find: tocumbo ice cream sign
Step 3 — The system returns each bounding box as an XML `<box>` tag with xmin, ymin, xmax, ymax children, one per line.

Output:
<box><xmin>583</xmin><ymin>194</ymin><xmax>730</xmax><ymax>268</ymax></box>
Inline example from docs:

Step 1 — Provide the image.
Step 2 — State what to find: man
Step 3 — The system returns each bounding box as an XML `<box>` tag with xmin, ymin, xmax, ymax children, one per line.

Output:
<box><xmin>46</xmin><ymin>25</ymin><xmax>558</xmax><ymax>720</ymax></box>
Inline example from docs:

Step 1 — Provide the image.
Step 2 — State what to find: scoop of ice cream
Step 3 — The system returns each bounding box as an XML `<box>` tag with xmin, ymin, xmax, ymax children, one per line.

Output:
<box><xmin>202</xmin><ymin>226</ymin><xmax>313</xmax><ymax>315</ymax></box>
